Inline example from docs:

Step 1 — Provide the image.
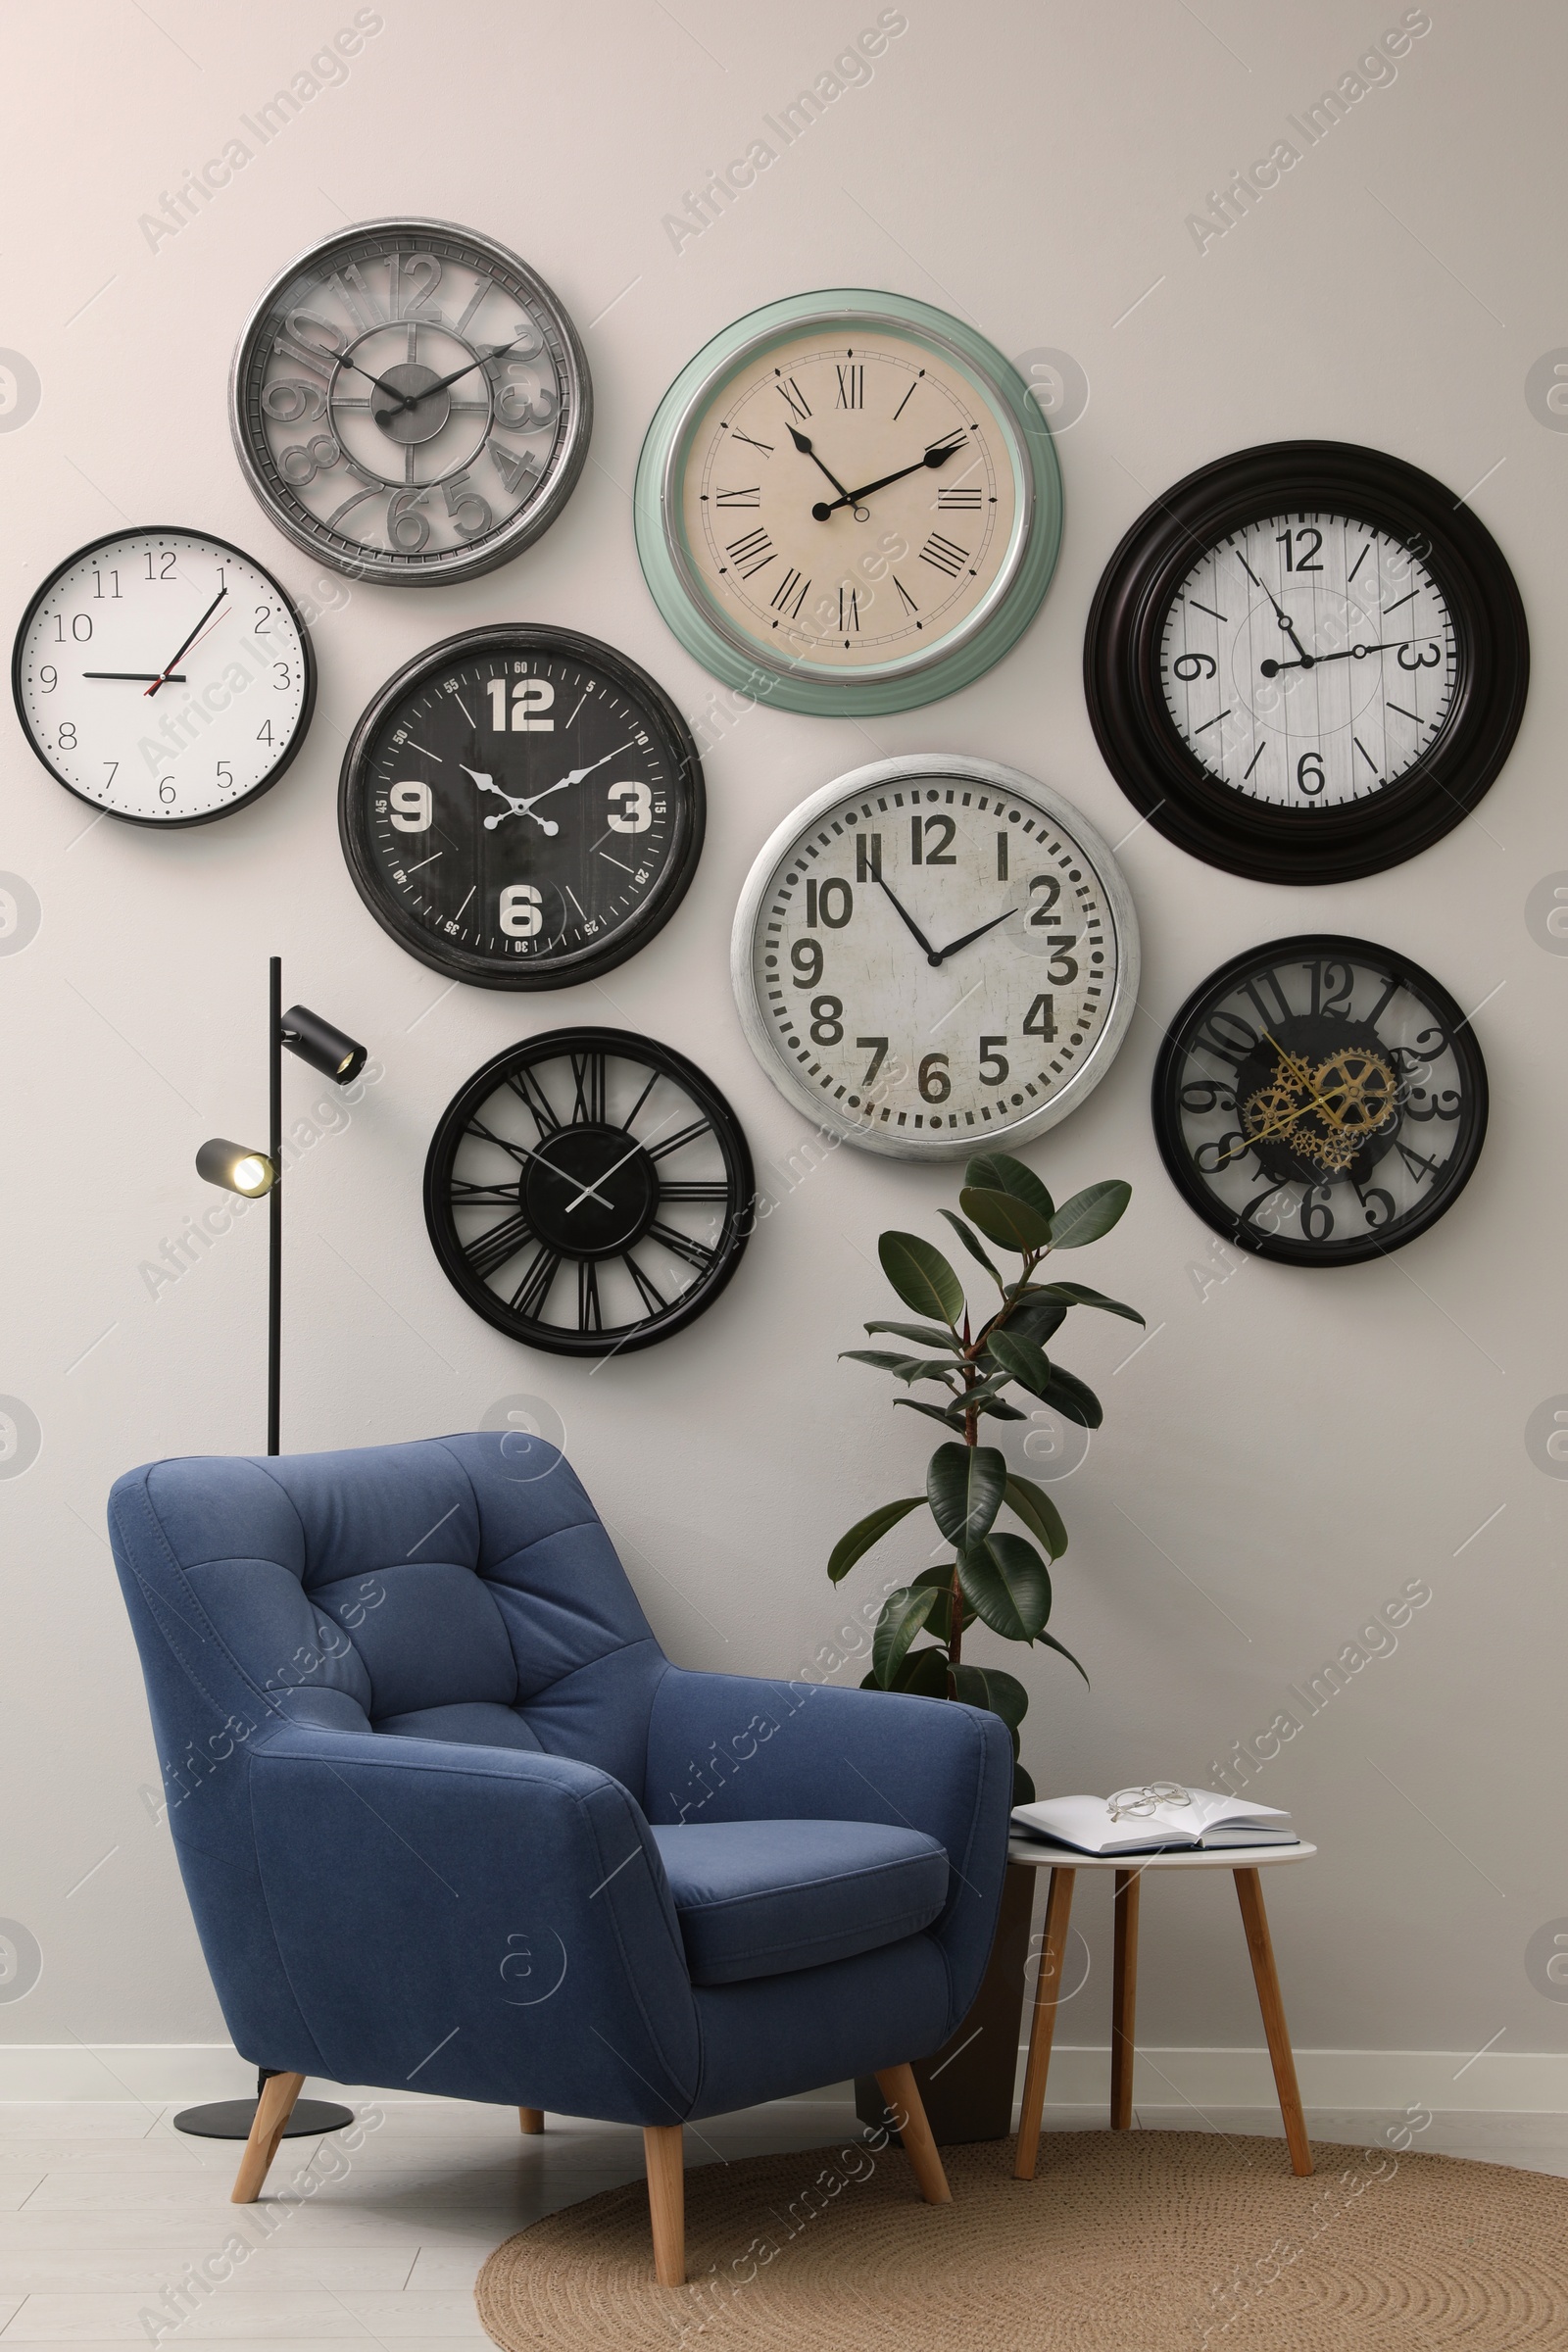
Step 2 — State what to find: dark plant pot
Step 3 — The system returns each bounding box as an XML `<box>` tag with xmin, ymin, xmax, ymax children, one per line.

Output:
<box><xmin>856</xmin><ymin>1858</ymin><xmax>1035</xmax><ymax>2144</ymax></box>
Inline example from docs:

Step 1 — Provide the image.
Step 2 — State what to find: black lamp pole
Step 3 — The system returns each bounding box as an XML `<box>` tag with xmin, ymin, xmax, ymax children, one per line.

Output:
<box><xmin>182</xmin><ymin>957</ymin><xmax>368</xmax><ymax>2142</ymax></box>
<box><xmin>269</xmin><ymin>954</ymin><xmax>282</xmax><ymax>1456</ymax></box>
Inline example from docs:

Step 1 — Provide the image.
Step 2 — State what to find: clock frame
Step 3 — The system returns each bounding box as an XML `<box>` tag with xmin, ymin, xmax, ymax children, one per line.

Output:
<box><xmin>1084</xmin><ymin>441</ymin><xmax>1528</xmax><ymax>883</ymax></box>
<box><xmin>1152</xmin><ymin>933</ymin><xmax>1489</xmax><ymax>1265</ymax></box>
<box><xmin>423</xmin><ymin>1028</ymin><xmax>754</xmax><ymax>1355</ymax></box>
<box><xmin>731</xmin><ymin>756</ymin><xmax>1139</xmax><ymax>1160</ymax></box>
<box><xmin>338</xmin><ymin>624</ymin><xmax>705</xmax><ymax>991</ymax></box>
<box><xmin>634</xmin><ymin>288</ymin><xmax>1061</xmax><ymax>716</ymax></box>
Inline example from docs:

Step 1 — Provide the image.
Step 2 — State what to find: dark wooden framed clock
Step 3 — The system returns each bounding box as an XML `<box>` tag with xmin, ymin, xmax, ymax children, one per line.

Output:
<box><xmin>1085</xmin><ymin>442</ymin><xmax>1528</xmax><ymax>883</ymax></box>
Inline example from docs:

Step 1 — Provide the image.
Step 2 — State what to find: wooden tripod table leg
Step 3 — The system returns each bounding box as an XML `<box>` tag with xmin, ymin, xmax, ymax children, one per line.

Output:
<box><xmin>517</xmin><ymin>2108</ymin><xmax>544</xmax><ymax>2133</ymax></box>
<box><xmin>1110</xmin><ymin>1868</ymin><xmax>1141</xmax><ymax>2131</ymax></box>
<box><xmin>230</xmin><ymin>2072</ymin><xmax>305</xmax><ymax>2203</ymax></box>
<box><xmin>1013</xmin><ymin>1866</ymin><xmax>1075</xmax><ymax>2180</ymax></box>
<box><xmin>1233</xmin><ymin>1867</ymin><xmax>1313</xmax><ymax>2177</ymax></box>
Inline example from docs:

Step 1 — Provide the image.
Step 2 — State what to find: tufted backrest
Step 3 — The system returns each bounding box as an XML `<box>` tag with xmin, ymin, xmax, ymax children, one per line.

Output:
<box><xmin>109</xmin><ymin>1432</ymin><xmax>673</xmax><ymax>2070</ymax></box>
<box><xmin>111</xmin><ymin>1431</ymin><xmax>670</xmax><ymax>1797</ymax></box>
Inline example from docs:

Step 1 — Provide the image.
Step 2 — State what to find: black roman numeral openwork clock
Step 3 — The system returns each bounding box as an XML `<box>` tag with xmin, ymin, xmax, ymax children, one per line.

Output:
<box><xmin>338</xmin><ymin>625</ymin><xmax>705</xmax><ymax>988</ymax></box>
<box><xmin>1152</xmin><ymin>935</ymin><xmax>1489</xmax><ymax>1264</ymax></box>
<box><xmin>423</xmin><ymin>1030</ymin><xmax>753</xmax><ymax>1355</ymax></box>
<box><xmin>635</xmin><ymin>290</ymin><xmax>1062</xmax><ymax>716</ymax></box>
<box><xmin>1085</xmin><ymin>443</ymin><xmax>1528</xmax><ymax>882</ymax></box>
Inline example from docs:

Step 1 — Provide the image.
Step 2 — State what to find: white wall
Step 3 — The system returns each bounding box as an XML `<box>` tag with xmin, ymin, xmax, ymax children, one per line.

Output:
<box><xmin>3</xmin><ymin>0</ymin><xmax>1565</xmax><ymax>2100</ymax></box>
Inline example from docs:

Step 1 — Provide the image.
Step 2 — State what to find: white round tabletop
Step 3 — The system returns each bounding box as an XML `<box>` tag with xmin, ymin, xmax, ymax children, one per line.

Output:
<box><xmin>1008</xmin><ymin>1836</ymin><xmax>1317</xmax><ymax>1873</ymax></box>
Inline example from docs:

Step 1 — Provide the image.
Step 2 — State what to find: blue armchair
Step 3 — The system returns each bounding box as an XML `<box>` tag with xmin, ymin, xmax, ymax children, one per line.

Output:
<box><xmin>108</xmin><ymin>1432</ymin><xmax>1012</xmax><ymax>2282</ymax></box>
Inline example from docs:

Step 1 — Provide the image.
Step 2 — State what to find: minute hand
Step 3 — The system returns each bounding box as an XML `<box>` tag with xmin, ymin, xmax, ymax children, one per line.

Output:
<box><xmin>1260</xmin><ymin>640</ymin><xmax>1424</xmax><ymax>677</ymax></box>
<box><xmin>814</xmin><ymin>440</ymin><xmax>959</xmax><ymax>517</ymax></box>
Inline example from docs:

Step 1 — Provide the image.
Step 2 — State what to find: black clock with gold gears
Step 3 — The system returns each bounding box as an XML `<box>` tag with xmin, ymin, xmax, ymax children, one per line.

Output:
<box><xmin>1152</xmin><ymin>935</ymin><xmax>1488</xmax><ymax>1265</ymax></box>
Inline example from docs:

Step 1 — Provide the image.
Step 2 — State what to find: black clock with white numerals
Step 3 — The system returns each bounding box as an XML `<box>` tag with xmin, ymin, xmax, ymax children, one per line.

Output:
<box><xmin>424</xmin><ymin>1028</ymin><xmax>753</xmax><ymax>1354</ymax></box>
<box><xmin>338</xmin><ymin>626</ymin><xmax>705</xmax><ymax>988</ymax></box>
<box><xmin>1152</xmin><ymin>936</ymin><xmax>1489</xmax><ymax>1265</ymax></box>
<box><xmin>1085</xmin><ymin>443</ymin><xmax>1528</xmax><ymax>882</ymax></box>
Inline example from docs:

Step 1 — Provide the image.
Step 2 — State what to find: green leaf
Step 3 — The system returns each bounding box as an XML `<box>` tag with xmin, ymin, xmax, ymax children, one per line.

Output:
<box><xmin>863</xmin><ymin>1320</ymin><xmax>964</xmax><ymax>1352</ymax></box>
<box><xmin>895</xmin><ymin>1396</ymin><xmax>967</xmax><ymax>1431</ymax></box>
<box><xmin>839</xmin><ymin>1349</ymin><xmax>961</xmax><ymax>1388</ymax></box>
<box><xmin>879</xmin><ymin>1230</ymin><xmax>965</xmax><ymax>1325</ymax></box>
<box><xmin>1043</xmin><ymin>1365</ymin><xmax>1103</xmax><ymax>1429</ymax></box>
<box><xmin>956</xmin><ymin>1533</ymin><xmax>1051</xmax><ymax>1642</ymax></box>
<box><xmin>974</xmin><ymin>1396</ymin><xmax>1028</xmax><ymax>1422</ymax></box>
<box><xmin>1004</xmin><ymin>1474</ymin><xmax>1068</xmax><ymax>1559</ymax></box>
<box><xmin>937</xmin><ymin>1209</ymin><xmax>1002</xmax><ymax>1283</ymax></box>
<box><xmin>1029</xmin><ymin>1281</ymin><xmax>1144</xmax><ymax>1326</ymax></box>
<box><xmin>1037</xmin><ymin>1628</ymin><xmax>1090</xmax><ymax>1688</ymax></box>
<box><xmin>958</xmin><ymin>1187</ymin><xmax>1054</xmax><ymax>1254</ymax></box>
<box><xmin>927</xmin><ymin>1442</ymin><xmax>1007</xmax><ymax>1547</ymax></box>
<box><xmin>1050</xmin><ymin>1180</ymin><xmax>1132</xmax><ymax>1250</ymax></box>
<box><xmin>1013</xmin><ymin>1759</ymin><xmax>1037</xmax><ymax>1805</ymax></box>
<box><xmin>965</xmin><ymin>1153</ymin><xmax>1054</xmax><ymax>1223</ymax></box>
<box><xmin>1002</xmin><ymin>1293</ymin><xmax>1067</xmax><ymax>1349</ymax></box>
<box><xmin>985</xmin><ymin>1327</ymin><xmax>1053</xmax><ymax>1399</ymax></box>
<box><xmin>950</xmin><ymin>1660</ymin><xmax>1029</xmax><ymax>1731</ymax></box>
<box><xmin>827</xmin><ymin>1494</ymin><xmax>924</xmax><ymax>1585</ymax></box>
<box><xmin>888</xmin><ymin>1644</ymin><xmax>951</xmax><ymax>1698</ymax></box>
<box><xmin>873</xmin><ymin>1585</ymin><xmax>944</xmax><ymax>1688</ymax></box>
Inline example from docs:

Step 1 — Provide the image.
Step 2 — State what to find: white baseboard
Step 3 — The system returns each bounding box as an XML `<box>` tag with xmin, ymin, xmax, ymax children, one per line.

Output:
<box><xmin>1</xmin><ymin>2041</ymin><xmax>1566</xmax><ymax>2115</ymax></box>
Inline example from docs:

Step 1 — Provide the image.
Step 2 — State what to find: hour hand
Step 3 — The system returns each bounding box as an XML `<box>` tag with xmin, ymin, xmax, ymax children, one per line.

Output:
<box><xmin>788</xmin><ymin>424</ymin><xmax>854</xmax><ymax>506</ymax></box>
<box><xmin>876</xmin><ymin>875</ymin><xmax>940</xmax><ymax>965</ymax></box>
<box><xmin>462</xmin><ymin>763</ymin><xmax>560</xmax><ymax>837</ymax></box>
<box><xmin>932</xmin><ymin>906</ymin><xmax>1017</xmax><ymax>964</ymax></box>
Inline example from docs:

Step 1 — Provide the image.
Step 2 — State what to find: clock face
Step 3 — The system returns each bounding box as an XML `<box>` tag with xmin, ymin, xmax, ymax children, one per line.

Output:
<box><xmin>423</xmin><ymin>1029</ymin><xmax>754</xmax><ymax>1355</ymax></box>
<box><xmin>1152</xmin><ymin>936</ymin><xmax>1488</xmax><ymax>1265</ymax></box>
<box><xmin>1086</xmin><ymin>442</ymin><xmax>1528</xmax><ymax>883</ymax></box>
<box><xmin>732</xmin><ymin>758</ymin><xmax>1139</xmax><ymax>1160</ymax></box>
<box><xmin>12</xmin><ymin>528</ymin><xmax>313</xmax><ymax>825</ymax></box>
<box><xmin>338</xmin><ymin>626</ymin><xmax>704</xmax><ymax>990</ymax></box>
<box><xmin>230</xmin><ymin>219</ymin><xmax>590</xmax><ymax>585</ymax></box>
<box><xmin>1161</xmin><ymin>514</ymin><xmax>1456</xmax><ymax>805</ymax></box>
<box><xmin>637</xmin><ymin>290</ymin><xmax>1060</xmax><ymax>715</ymax></box>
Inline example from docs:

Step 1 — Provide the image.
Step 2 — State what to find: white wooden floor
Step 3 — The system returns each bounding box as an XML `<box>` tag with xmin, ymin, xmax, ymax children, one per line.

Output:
<box><xmin>0</xmin><ymin>2094</ymin><xmax>1561</xmax><ymax>2347</ymax></box>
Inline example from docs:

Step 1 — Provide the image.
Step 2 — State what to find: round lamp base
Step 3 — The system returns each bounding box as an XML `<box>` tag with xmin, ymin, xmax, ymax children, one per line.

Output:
<box><xmin>172</xmin><ymin>2097</ymin><xmax>355</xmax><ymax>2140</ymax></box>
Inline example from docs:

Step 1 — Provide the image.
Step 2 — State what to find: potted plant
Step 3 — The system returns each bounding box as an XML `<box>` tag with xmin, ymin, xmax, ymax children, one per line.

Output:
<box><xmin>829</xmin><ymin>1149</ymin><xmax>1140</xmax><ymax>2141</ymax></box>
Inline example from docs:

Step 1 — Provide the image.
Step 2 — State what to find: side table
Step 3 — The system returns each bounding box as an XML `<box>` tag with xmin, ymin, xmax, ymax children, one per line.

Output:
<box><xmin>1008</xmin><ymin>1837</ymin><xmax>1318</xmax><ymax>2180</ymax></box>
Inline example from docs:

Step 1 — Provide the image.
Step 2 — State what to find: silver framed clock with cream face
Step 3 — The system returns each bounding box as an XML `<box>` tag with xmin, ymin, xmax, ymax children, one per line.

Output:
<box><xmin>732</xmin><ymin>758</ymin><xmax>1139</xmax><ymax>1158</ymax></box>
<box><xmin>636</xmin><ymin>290</ymin><xmax>1061</xmax><ymax>716</ymax></box>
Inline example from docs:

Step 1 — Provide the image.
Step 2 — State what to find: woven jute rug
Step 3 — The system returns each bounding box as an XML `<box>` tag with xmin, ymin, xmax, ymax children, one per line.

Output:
<box><xmin>474</xmin><ymin>2130</ymin><xmax>1568</xmax><ymax>2350</ymax></box>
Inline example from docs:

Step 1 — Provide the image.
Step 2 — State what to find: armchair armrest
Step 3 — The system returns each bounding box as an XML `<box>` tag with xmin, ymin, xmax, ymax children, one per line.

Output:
<box><xmin>644</xmin><ymin>1670</ymin><xmax>1013</xmax><ymax>2029</ymax></box>
<box><xmin>246</xmin><ymin>1726</ymin><xmax>701</xmax><ymax>2126</ymax></box>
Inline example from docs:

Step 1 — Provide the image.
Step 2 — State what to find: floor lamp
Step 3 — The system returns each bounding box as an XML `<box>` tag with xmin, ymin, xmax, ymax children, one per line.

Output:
<box><xmin>177</xmin><ymin>956</ymin><xmax>368</xmax><ymax>2143</ymax></box>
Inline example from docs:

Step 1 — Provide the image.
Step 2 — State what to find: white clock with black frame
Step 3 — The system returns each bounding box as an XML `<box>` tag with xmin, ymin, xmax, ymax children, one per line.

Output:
<box><xmin>11</xmin><ymin>527</ymin><xmax>314</xmax><ymax>825</ymax></box>
<box><xmin>731</xmin><ymin>757</ymin><xmax>1139</xmax><ymax>1159</ymax></box>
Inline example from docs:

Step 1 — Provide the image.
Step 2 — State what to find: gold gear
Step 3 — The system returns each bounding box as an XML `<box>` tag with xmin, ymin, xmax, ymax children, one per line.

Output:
<box><xmin>1241</xmin><ymin>1079</ymin><xmax>1306</xmax><ymax>1145</ymax></box>
<box><xmin>1313</xmin><ymin>1049</ymin><xmax>1396</xmax><ymax>1136</ymax></box>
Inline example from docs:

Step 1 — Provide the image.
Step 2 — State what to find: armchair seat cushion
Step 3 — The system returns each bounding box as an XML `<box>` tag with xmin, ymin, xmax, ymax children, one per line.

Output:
<box><xmin>649</xmin><ymin>1819</ymin><xmax>949</xmax><ymax>1988</ymax></box>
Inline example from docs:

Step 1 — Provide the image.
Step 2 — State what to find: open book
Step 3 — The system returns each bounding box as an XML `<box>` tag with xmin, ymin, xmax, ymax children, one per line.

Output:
<box><xmin>1011</xmin><ymin>1784</ymin><xmax>1298</xmax><ymax>1857</ymax></box>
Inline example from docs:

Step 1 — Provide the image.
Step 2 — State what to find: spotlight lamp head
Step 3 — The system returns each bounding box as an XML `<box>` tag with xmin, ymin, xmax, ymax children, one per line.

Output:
<box><xmin>280</xmin><ymin>1004</ymin><xmax>368</xmax><ymax>1086</ymax></box>
<box><xmin>197</xmin><ymin>1138</ymin><xmax>276</xmax><ymax>1198</ymax></box>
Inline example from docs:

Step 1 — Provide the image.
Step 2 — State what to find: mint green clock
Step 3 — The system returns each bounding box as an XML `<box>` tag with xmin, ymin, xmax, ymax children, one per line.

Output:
<box><xmin>633</xmin><ymin>289</ymin><xmax>1062</xmax><ymax>717</ymax></box>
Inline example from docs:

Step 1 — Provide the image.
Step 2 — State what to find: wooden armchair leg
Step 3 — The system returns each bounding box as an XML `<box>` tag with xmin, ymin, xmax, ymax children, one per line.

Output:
<box><xmin>872</xmin><ymin>2063</ymin><xmax>952</xmax><ymax>2204</ymax></box>
<box><xmin>230</xmin><ymin>2071</ymin><xmax>306</xmax><ymax>2203</ymax></box>
<box><xmin>517</xmin><ymin>2107</ymin><xmax>545</xmax><ymax>2133</ymax></box>
<box><xmin>644</xmin><ymin>2124</ymin><xmax>685</xmax><ymax>2285</ymax></box>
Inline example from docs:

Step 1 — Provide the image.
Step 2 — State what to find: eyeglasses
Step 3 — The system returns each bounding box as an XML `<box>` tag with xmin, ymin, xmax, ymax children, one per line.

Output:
<box><xmin>1106</xmin><ymin>1782</ymin><xmax>1192</xmax><ymax>1823</ymax></box>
